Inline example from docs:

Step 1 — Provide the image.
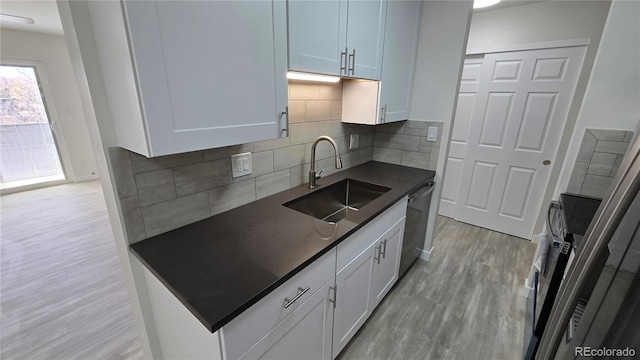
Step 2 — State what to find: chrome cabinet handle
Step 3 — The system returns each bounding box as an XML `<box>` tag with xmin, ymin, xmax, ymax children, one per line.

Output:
<box><xmin>280</xmin><ymin>106</ymin><xmax>289</xmax><ymax>137</ymax></box>
<box><xmin>380</xmin><ymin>107</ymin><xmax>385</xmax><ymax>123</ymax></box>
<box><xmin>384</xmin><ymin>104</ymin><xmax>388</xmax><ymax>123</ymax></box>
<box><xmin>328</xmin><ymin>285</ymin><xmax>337</xmax><ymax>308</ymax></box>
<box><xmin>283</xmin><ymin>286</ymin><xmax>310</xmax><ymax>309</ymax></box>
<box><xmin>340</xmin><ymin>47</ymin><xmax>348</xmax><ymax>76</ymax></box>
<box><xmin>348</xmin><ymin>48</ymin><xmax>355</xmax><ymax>76</ymax></box>
<box><xmin>380</xmin><ymin>239</ymin><xmax>387</xmax><ymax>259</ymax></box>
<box><xmin>374</xmin><ymin>244</ymin><xmax>381</xmax><ymax>264</ymax></box>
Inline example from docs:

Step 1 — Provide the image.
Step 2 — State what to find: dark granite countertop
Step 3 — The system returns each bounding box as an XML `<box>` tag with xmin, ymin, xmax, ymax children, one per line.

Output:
<box><xmin>130</xmin><ymin>161</ymin><xmax>435</xmax><ymax>333</ymax></box>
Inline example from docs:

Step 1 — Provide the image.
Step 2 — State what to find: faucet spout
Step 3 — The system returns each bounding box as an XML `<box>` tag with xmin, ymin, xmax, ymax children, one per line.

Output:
<box><xmin>309</xmin><ymin>135</ymin><xmax>342</xmax><ymax>189</ymax></box>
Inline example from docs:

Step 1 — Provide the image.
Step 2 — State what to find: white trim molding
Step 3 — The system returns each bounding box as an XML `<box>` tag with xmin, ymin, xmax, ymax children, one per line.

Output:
<box><xmin>467</xmin><ymin>38</ymin><xmax>591</xmax><ymax>55</ymax></box>
<box><xmin>74</xmin><ymin>174</ymin><xmax>100</xmax><ymax>182</ymax></box>
<box><xmin>420</xmin><ymin>246</ymin><xmax>435</xmax><ymax>262</ymax></box>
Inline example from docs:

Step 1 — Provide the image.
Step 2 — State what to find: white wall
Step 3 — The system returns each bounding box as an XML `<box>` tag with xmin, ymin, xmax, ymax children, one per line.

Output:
<box><xmin>554</xmin><ymin>0</ymin><xmax>640</xmax><ymax>196</ymax></box>
<box><xmin>463</xmin><ymin>1</ymin><xmax>611</xmax><ymax>238</ymax></box>
<box><xmin>0</xmin><ymin>29</ymin><xmax>98</xmax><ymax>182</ymax></box>
<box><xmin>409</xmin><ymin>0</ymin><xmax>474</xmax><ymax>258</ymax></box>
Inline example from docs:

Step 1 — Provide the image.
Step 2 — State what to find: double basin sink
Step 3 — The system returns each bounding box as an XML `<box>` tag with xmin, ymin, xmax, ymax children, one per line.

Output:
<box><xmin>284</xmin><ymin>179</ymin><xmax>391</xmax><ymax>223</ymax></box>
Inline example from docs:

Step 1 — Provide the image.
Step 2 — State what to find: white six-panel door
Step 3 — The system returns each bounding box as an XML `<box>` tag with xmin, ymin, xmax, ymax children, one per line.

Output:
<box><xmin>441</xmin><ymin>46</ymin><xmax>586</xmax><ymax>239</ymax></box>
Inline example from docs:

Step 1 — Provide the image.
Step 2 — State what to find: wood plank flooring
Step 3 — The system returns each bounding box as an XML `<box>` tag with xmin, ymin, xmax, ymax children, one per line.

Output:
<box><xmin>338</xmin><ymin>216</ymin><xmax>537</xmax><ymax>360</ymax></box>
<box><xmin>0</xmin><ymin>181</ymin><xmax>142</xmax><ymax>359</ymax></box>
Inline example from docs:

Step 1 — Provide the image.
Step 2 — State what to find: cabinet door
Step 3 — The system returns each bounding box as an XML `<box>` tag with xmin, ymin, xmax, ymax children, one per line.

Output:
<box><xmin>345</xmin><ymin>0</ymin><xmax>387</xmax><ymax>80</ymax></box>
<box><xmin>379</xmin><ymin>0</ymin><xmax>422</xmax><ymax>123</ymax></box>
<box><xmin>288</xmin><ymin>0</ymin><xmax>348</xmax><ymax>76</ymax></box>
<box><xmin>124</xmin><ymin>1</ymin><xmax>287</xmax><ymax>156</ymax></box>
<box><xmin>246</xmin><ymin>280</ymin><xmax>335</xmax><ymax>360</ymax></box>
<box><xmin>332</xmin><ymin>243</ymin><xmax>375</xmax><ymax>358</ymax></box>
<box><xmin>369</xmin><ymin>217</ymin><xmax>405</xmax><ymax>310</ymax></box>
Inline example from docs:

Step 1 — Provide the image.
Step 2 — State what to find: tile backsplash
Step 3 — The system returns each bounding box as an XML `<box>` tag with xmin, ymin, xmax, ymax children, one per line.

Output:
<box><xmin>567</xmin><ymin>128</ymin><xmax>634</xmax><ymax>198</ymax></box>
<box><xmin>108</xmin><ymin>81</ymin><xmax>442</xmax><ymax>243</ymax></box>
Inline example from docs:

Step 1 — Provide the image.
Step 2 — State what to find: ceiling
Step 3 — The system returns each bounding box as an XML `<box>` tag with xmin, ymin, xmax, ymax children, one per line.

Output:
<box><xmin>0</xmin><ymin>0</ymin><xmax>544</xmax><ymax>37</ymax></box>
<box><xmin>0</xmin><ymin>0</ymin><xmax>63</xmax><ymax>36</ymax></box>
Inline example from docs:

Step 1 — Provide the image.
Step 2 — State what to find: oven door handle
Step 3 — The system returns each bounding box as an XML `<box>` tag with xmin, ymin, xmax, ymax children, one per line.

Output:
<box><xmin>547</xmin><ymin>200</ymin><xmax>562</xmax><ymax>239</ymax></box>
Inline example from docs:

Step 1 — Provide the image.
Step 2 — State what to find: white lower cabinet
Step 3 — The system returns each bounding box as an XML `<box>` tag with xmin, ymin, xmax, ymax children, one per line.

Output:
<box><xmin>246</xmin><ymin>279</ymin><xmax>335</xmax><ymax>360</ymax></box>
<box><xmin>369</xmin><ymin>217</ymin><xmax>405</xmax><ymax>310</ymax></box>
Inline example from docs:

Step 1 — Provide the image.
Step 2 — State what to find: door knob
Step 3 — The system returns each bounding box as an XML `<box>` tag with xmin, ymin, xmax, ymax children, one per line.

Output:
<box><xmin>543</xmin><ymin>160</ymin><xmax>551</xmax><ymax>166</ymax></box>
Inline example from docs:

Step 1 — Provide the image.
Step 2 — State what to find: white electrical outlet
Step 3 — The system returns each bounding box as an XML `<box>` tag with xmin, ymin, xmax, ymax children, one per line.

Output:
<box><xmin>350</xmin><ymin>134</ymin><xmax>359</xmax><ymax>149</ymax></box>
<box><xmin>427</xmin><ymin>126</ymin><xmax>438</xmax><ymax>142</ymax></box>
<box><xmin>231</xmin><ymin>152</ymin><xmax>252</xmax><ymax>178</ymax></box>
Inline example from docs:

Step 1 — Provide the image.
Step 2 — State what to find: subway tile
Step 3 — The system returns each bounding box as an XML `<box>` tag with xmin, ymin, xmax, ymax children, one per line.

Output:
<box><xmin>290</xmin><ymin>122</ymin><xmax>319</xmax><ymax>145</ymax></box>
<box><xmin>334</xmin><ymin>136</ymin><xmax>350</xmax><ymax>155</ymax></box>
<box><xmin>388</xmin><ymin>133</ymin><xmax>420</xmax><ymax>151</ymax></box>
<box><xmin>343</xmin><ymin>123</ymin><xmax>365</xmax><ymax>137</ymax></box>
<box><xmin>209</xmin><ymin>179</ymin><xmax>256</xmax><ymax>216</ymax></box>
<box><xmin>331</xmin><ymin>101</ymin><xmax>343</xmax><ymax>120</ymax></box>
<box><xmin>587</xmin><ymin>162</ymin><xmax>614</xmax><ymax>177</ymax></box>
<box><xmin>130</xmin><ymin>151</ymin><xmax>203</xmax><ymax>174</ymax></box>
<box><xmin>576</xmin><ymin>131</ymin><xmax>597</xmax><ymax>163</ymax></box>
<box><xmin>274</xmin><ymin>144</ymin><xmax>306</xmax><ymax>170</ymax></box>
<box><xmin>588</xmin><ymin>129</ymin><xmax>626</xmax><ymax>142</ymax></box>
<box><xmin>581</xmin><ymin>175</ymin><xmax>613</xmax><ymax>199</ymax></box>
<box><xmin>203</xmin><ymin>144</ymin><xmax>253</xmax><ymax>162</ymax></box>
<box><xmin>401</xmin><ymin>151</ymin><xmax>429</xmax><ymax>170</ymax></box>
<box><xmin>359</xmin><ymin>132</ymin><xmax>374</xmax><ymax>148</ymax></box>
<box><xmin>256</xmin><ymin>170</ymin><xmax>291</xmax><ymax>199</ymax></box>
<box><xmin>135</xmin><ymin>169</ymin><xmax>176</xmax><ymax>207</ymax></box>
<box><xmin>567</xmin><ymin>161</ymin><xmax>588</xmax><ymax>194</ymax></box>
<box><xmin>375</xmin><ymin>121</ymin><xmax>406</xmax><ymax>134</ymax></box>
<box><xmin>357</xmin><ymin>147</ymin><xmax>374</xmax><ymax>164</ymax></box>
<box><xmin>340</xmin><ymin>152</ymin><xmax>358</xmax><ymax>170</ymax></box>
<box><xmin>624</xmin><ymin>131</ymin><xmax>635</xmax><ymax>143</ymax></box>
<box><xmin>428</xmin><ymin>148</ymin><xmax>440</xmax><ymax>171</ymax></box>
<box><xmin>288</xmin><ymin>100</ymin><xmax>306</xmax><ymax>124</ymax></box>
<box><xmin>305</xmin><ymin>101</ymin><xmax>333</xmax><ymax>122</ymax></box>
<box><xmin>318</xmin><ymin>120</ymin><xmax>344</xmax><ymax>138</ymax></box>
<box><xmin>107</xmin><ymin>147</ymin><xmax>137</xmax><ymax>199</ymax></box>
<box><xmin>373</xmin><ymin>147</ymin><xmax>402</xmax><ymax>164</ymax></box>
<box><xmin>419</xmin><ymin>137</ymin><xmax>433</xmax><ymax>153</ymax></box>
<box><xmin>174</xmin><ymin>159</ymin><xmax>232</xmax><ymax>197</ymax></box>
<box><xmin>318</xmin><ymin>82</ymin><xmax>342</xmax><ymax>100</ymax></box>
<box><xmin>141</xmin><ymin>192</ymin><xmax>210</xmax><ymax>237</ymax></box>
<box><xmin>590</xmin><ymin>152</ymin><xmax>617</xmax><ymax>166</ymax></box>
<box><xmin>120</xmin><ymin>196</ymin><xmax>146</xmax><ymax>244</ymax></box>
<box><xmin>594</xmin><ymin>140</ymin><xmax>630</xmax><ymax>155</ymax></box>
<box><xmin>611</xmin><ymin>155</ymin><xmax>625</xmax><ymax>177</ymax></box>
<box><xmin>374</xmin><ymin>132</ymin><xmax>389</xmax><ymax>147</ymax></box>
<box><xmin>289</xmin><ymin>83</ymin><xmax>319</xmax><ymax>100</ymax></box>
<box><xmin>290</xmin><ymin>163</ymin><xmax>311</xmax><ymax>187</ymax></box>
<box><xmin>403</xmin><ymin>121</ymin><xmax>429</xmax><ymax>137</ymax></box>
<box><xmin>253</xmin><ymin>137</ymin><xmax>290</xmax><ymax>152</ymax></box>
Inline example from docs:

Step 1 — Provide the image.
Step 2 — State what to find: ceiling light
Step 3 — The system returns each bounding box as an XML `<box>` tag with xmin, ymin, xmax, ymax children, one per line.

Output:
<box><xmin>287</xmin><ymin>72</ymin><xmax>340</xmax><ymax>83</ymax></box>
<box><xmin>473</xmin><ymin>0</ymin><xmax>501</xmax><ymax>9</ymax></box>
<box><xmin>1</xmin><ymin>13</ymin><xmax>35</xmax><ymax>25</ymax></box>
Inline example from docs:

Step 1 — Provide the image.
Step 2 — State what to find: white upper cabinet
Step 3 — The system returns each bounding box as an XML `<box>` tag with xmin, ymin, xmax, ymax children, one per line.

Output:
<box><xmin>90</xmin><ymin>1</ymin><xmax>288</xmax><ymax>157</ymax></box>
<box><xmin>288</xmin><ymin>0</ymin><xmax>387</xmax><ymax>80</ymax></box>
<box><xmin>379</xmin><ymin>0</ymin><xmax>422</xmax><ymax>122</ymax></box>
<box><xmin>341</xmin><ymin>0</ymin><xmax>422</xmax><ymax>125</ymax></box>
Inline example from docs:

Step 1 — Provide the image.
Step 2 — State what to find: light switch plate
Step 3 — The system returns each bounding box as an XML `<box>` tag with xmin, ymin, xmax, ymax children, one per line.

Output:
<box><xmin>231</xmin><ymin>152</ymin><xmax>252</xmax><ymax>178</ymax></box>
<box><xmin>350</xmin><ymin>134</ymin><xmax>359</xmax><ymax>149</ymax></box>
<box><xmin>427</xmin><ymin>126</ymin><xmax>438</xmax><ymax>142</ymax></box>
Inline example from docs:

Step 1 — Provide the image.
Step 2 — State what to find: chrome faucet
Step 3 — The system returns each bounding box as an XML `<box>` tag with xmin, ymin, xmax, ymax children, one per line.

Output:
<box><xmin>309</xmin><ymin>135</ymin><xmax>342</xmax><ymax>189</ymax></box>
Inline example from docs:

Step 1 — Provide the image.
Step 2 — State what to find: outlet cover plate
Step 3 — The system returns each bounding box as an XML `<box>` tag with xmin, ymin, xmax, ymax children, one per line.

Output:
<box><xmin>427</xmin><ymin>126</ymin><xmax>438</xmax><ymax>142</ymax></box>
<box><xmin>231</xmin><ymin>152</ymin><xmax>252</xmax><ymax>178</ymax></box>
<box><xmin>350</xmin><ymin>134</ymin><xmax>359</xmax><ymax>149</ymax></box>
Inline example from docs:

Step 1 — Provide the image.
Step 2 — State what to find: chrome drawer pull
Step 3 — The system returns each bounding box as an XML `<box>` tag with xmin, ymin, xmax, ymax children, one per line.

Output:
<box><xmin>381</xmin><ymin>239</ymin><xmax>387</xmax><ymax>259</ymax></box>
<box><xmin>283</xmin><ymin>286</ymin><xmax>310</xmax><ymax>309</ymax></box>
<box><xmin>374</xmin><ymin>244</ymin><xmax>381</xmax><ymax>264</ymax></box>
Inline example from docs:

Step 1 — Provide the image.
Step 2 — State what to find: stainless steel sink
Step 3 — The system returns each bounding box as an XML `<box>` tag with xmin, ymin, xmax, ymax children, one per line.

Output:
<box><xmin>284</xmin><ymin>179</ymin><xmax>391</xmax><ymax>223</ymax></box>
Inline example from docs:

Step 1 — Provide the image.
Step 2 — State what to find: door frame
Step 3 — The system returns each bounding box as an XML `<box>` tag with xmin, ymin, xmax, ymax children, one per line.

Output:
<box><xmin>443</xmin><ymin>40</ymin><xmax>590</xmax><ymax>241</ymax></box>
<box><xmin>0</xmin><ymin>58</ymin><xmax>74</xmax><ymax>195</ymax></box>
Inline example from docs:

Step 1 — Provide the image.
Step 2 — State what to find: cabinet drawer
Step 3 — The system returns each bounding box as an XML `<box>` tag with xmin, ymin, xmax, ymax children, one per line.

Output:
<box><xmin>223</xmin><ymin>248</ymin><xmax>336</xmax><ymax>360</ymax></box>
<box><xmin>337</xmin><ymin>197</ymin><xmax>407</xmax><ymax>272</ymax></box>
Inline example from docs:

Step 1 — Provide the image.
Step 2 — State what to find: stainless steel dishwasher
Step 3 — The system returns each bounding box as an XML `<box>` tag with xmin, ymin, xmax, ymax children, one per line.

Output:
<box><xmin>399</xmin><ymin>179</ymin><xmax>435</xmax><ymax>277</ymax></box>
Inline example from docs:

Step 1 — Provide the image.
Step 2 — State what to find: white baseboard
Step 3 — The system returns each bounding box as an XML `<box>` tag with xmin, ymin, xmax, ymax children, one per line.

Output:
<box><xmin>523</xmin><ymin>277</ymin><xmax>536</xmax><ymax>299</ymax></box>
<box><xmin>74</xmin><ymin>174</ymin><xmax>99</xmax><ymax>182</ymax></box>
<box><xmin>419</xmin><ymin>246</ymin><xmax>434</xmax><ymax>262</ymax></box>
<box><xmin>531</xmin><ymin>233</ymin><xmax>541</xmax><ymax>244</ymax></box>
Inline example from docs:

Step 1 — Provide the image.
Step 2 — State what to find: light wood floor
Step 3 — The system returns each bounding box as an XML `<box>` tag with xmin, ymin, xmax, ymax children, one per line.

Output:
<box><xmin>339</xmin><ymin>216</ymin><xmax>537</xmax><ymax>360</ymax></box>
<box><xmin>0</xmin><ymin>181</ymin><xmax>142</xmax><ymax>359</ymax></box>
